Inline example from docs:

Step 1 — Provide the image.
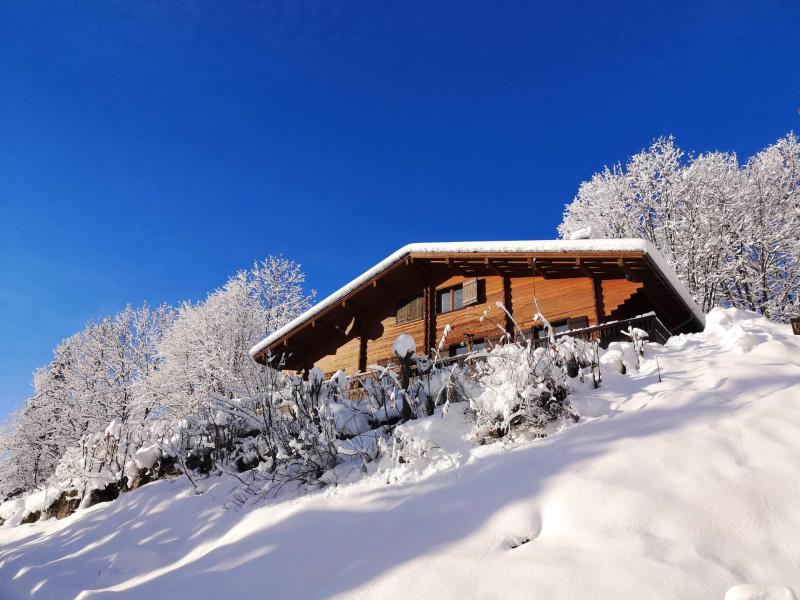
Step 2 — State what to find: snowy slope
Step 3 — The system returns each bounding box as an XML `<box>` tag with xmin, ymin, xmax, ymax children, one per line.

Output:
<box><xmin>2</xmin><ymin>308</ymin><xmax>799</xmax><ymax>600</ymax></box>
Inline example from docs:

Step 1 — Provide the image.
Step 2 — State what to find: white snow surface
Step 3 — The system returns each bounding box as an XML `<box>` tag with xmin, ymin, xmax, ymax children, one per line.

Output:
<box><xmin>3</xmin><ymin>308</ymin><xmax>798</xmax><ymax>599</ymax></box>
<box><xmin>132</xmin><ymin>445</ymin><xmax>161</xmax><ymax>471</ymax></box>
<box><xmin>249</xmin><ymin>238</ymin><xmax>705</xmax><ymax>358</ymax></box>
<box><xmin>0</xmin><ymin>487</ymin><xmax>61</xmax><ymax>528</ymax></box>
<box><xmin>567</xmin><ymin>224</ymin><xmax>597</xmax><ymax>240</ymax></box>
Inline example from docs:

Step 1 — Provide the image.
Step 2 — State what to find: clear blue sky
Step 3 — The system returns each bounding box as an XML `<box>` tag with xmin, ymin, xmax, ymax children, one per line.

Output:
<box><xmin>1</xmin><ymin>1</ymin><xmax>798</xmax><ymax>420</ymax></box>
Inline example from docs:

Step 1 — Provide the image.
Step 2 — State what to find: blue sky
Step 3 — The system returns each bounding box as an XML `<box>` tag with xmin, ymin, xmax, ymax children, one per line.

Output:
<box><xmin>1</xmin><ymin>1</ymin><xmax>798</xmax><ymax>420</ymax></box>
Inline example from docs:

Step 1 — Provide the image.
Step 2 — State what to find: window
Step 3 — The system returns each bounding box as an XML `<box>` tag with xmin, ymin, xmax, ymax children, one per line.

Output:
<box><xmin>553</xmin><ymin>320</ymin><xmax>572</xmax><ymax>335</ymax></box>
<box><xmin>452</xmin><ymin>286</ymin><xmax>463</xmax><ymax>309</ymax></box>
<box><xmin>531</xmin><ymin>316</ymin><xmax>589</xmax><ymax>338</ymax></box>
<box><xmin>437</xmin><ymin>288</ymin><xmax>453</xmax><ymax>313</ymax></box>
<box><xmin>449</xmin><ymin>337</ymin><xmax>486</xmax><ymax>357</ymax></box>
<box><xmin>436</xmin><ymin>279</ymin><xmax>480</xmax><ymax>314</ymax></box>
<box><xmin>396</xmin><ymin>295</ymin><xmax>423</xmax><ymax>325</ymax></box>
<box><xmin>568</xmin><ymin>316</ymin><xmax>589</xmax><ymax>331</ymax></box>
<box><xmin>450</xmin><ymin>344</ymin><xmax>469</xmax><ymax>357</ymax></box>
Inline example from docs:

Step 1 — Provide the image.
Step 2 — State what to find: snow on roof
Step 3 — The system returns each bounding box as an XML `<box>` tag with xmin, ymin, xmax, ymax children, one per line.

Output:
<box><xmin>249</xmin><ymin>239</ymin><xmax>705</xmax><ymax>358</ymax></box>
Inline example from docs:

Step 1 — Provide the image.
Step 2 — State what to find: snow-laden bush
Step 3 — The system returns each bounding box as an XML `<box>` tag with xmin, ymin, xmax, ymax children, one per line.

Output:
<box><xmin>462</xmin><ymin>341</ymin><xmax>579</xmax><ymax>442</ymax></box>
<box><xmin>226</xmin><ymin>367</ymin><xmax>411</xmax><ymax>503</ymax></box>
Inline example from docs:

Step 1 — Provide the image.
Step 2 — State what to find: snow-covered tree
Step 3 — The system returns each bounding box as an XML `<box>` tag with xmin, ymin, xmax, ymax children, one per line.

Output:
<box><xmin>151</xmin><ymin>257</ymin><xmax>314</xmax><ymax>418</ymax></box>
<box><xmin>0</xmin><ymin>304</ymin><xmax>174</xmax><ymax>497</ymax></box>
<box><xmin>672</xmin><ymin>151</ymin><xmax>743</xmax><ymax>312</ymax></box>
<box><xmin>558</xmin><ymin>132</ymin><xmax>800</xmax><ymax>320</ymax></box>
<box><xmin>727</xmin><ymin>134</ymin><xmax>800</xmax><ymax>320</ymax></box>
<box><xmin>0</xmin><ymin>254</ymin><xmax>315</xmax><ymax>504</ymax></box>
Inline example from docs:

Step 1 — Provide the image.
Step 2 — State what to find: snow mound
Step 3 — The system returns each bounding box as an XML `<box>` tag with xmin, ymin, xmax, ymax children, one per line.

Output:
<box><xmin>725</xmin><ymin>584</ymin><xmax>797</xmax><ymax>600</ymax></box>
<box><xmin>323</xmin><ymin>401</ymin><xmax>372</xmax><ymax>436</ymax></box>
<box><xmin>133</xmin><ymin>444</ymin><xmax>161</xmax><ymax>471</ymax></box>
<box><xmin>0</xmin><ymin>487</ymin><xmax>60</xmax><ymax>527</ymax></box>
<box><xmin>393</xmin><ymin>333</ymin><xmax>416</xmax><ymax>359</ymax></box>
<box><xmin>1</xmin><ymin>308</ymin><xmax>799</xmax><ymax>599</ymax></box>
<box><xmin>568</xmin><ymin>224</ymin><xmax>597</xmax><ymax>239</ymax></box>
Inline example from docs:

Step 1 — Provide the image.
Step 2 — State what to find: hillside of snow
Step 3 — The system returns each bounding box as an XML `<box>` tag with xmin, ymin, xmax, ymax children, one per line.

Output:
<box><xmin>1</xmin><ymin>308</ymin><xmax>799</xmax><ymax>600</ymax></box>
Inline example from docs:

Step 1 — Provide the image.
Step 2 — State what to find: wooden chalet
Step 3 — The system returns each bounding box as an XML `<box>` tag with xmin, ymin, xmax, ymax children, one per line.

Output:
<box><xmin>249</xmin><ymin>240</ymin><xmax>705</xmax><ymax>376</ymax></box>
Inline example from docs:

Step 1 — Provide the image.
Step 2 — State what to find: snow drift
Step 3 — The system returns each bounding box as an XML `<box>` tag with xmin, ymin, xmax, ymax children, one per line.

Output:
<box><xmin>1</xmin><ymin>308</ymin><xmax>799</xmax><ymax>599</ymax></box>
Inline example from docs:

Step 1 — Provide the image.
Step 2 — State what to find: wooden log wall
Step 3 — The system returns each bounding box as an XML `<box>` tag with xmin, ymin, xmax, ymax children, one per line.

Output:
<box><xmin>432</xmin><ymin>274</ymin><xmax>506</xmax><ymax>354</ymax></box>
<box><xmin>365</xmin><ymin>308</ymin><xmax>427</xmax><ymax>368</ymax></box>
<box><xmin>312</xmin><ymin>273</ymin><xmax>649</xmax><ymax>376</ymax></box>
<box><xmin>601</xmin><ymin>279</ymin><xmax>644</xmax><ymax>318</ymax></box>
<box><xmin>510</xmin><ymin>276</ymin><xmax>598</xmax><ymax>329</ymax></box>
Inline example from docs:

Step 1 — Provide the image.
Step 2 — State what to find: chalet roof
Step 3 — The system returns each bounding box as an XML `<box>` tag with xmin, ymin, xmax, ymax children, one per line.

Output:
<box><xmin>249</xmin><ymin>239</ymin><xmax>705</xmax><ymax>362</ymax></box>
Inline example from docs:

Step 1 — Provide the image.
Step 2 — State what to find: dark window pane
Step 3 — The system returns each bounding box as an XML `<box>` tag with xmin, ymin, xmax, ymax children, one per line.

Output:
<box><xmin>452</xmin><ymin>286</ymin><xmax>463</xmax><ymax>310</ymax></box>
<box><xmin>438</xmin><ymin>290</ymin><xmax>451</xmax><ymax>313</ymax></box>
<box><xmin>568</xmin><ymin>316</ymin><xmax>589</xmax><ymax>330</ymax></box>
<box><xmin>553</xmin><ymin>320</ymin><xmax>571</xmax><ymax>334</ymax></box>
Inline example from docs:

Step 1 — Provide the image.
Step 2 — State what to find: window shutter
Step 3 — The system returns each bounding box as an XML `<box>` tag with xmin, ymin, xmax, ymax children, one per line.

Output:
<box><xmin>397</xmin><ymin>296</ymin><xmax>423</xmax><ymax>324</ymax></box>
<box><xmin>462</xmin><ymin>278</ymin><xmax>479</xmax><ymax>306</ymax></box>
<box><xmin>396</xmin><ymin>302</ymin><xmax>407</xmax><ymax>324</ymax></box>
<box><xmin>409</xmin><ymin>296</ymin><xmax>423</xmax><ymax>321</ymax></box>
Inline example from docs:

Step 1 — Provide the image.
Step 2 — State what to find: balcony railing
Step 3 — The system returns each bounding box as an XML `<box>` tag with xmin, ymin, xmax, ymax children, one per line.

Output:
<box><xmin>343</xmin><ymin>312</ymin><xmax>673</xmax><ymax>398</ymax></box>
<box><xmin>433</xmin><ymin>311</ymin><xmax>672</xmax><ymax>368</ymax></box>
<box><xmin>542</xmin><ymin>311</ymin><xmax>671</xmax><ymax>347</ymax></box>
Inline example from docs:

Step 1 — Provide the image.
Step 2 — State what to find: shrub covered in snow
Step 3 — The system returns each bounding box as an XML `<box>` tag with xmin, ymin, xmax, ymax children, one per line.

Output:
<box><xmin>460</xmin><ymin>342</ymin><xmax>580</xmax><ymax>442</ymax></box>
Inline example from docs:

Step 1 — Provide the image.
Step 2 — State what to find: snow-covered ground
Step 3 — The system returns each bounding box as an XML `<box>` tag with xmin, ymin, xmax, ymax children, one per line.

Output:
<box><xmin>1</xmin><ymin>308</ymin><xmax>799</xmax><ymax>600</ymax></box>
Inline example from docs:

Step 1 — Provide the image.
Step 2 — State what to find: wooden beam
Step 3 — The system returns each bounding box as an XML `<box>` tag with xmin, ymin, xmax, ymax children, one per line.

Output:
<box><xmin>592</xmin><ymin>277</ymin><xmax>605</xmax><ymax>324</ymax></box>
<box><xmin>423</xmin><ymin>284</ymin><xmax>433</xmax><ymax>354</ymax></box>
<box><xmin>527</xmin><ymin>257</ymin><xmax>542</xmax><ymax>277</ymax></box>
<box><xmin>575</xmin><ymin>257</ymin><xmax>594</xmax><ymax>278</ymax></box>
<box><xmin>407</xmin><ymin>257</ymin><xmax>432</xmax><ymax>280</ymax></box>
<box><xmin>339</xmin><ymin>298</ymin><xmax>367</xmax><ymax>317</ymax></box>
<box><xmin>618</xmin><ymin>258</ymin><xmax>640</xmax><ymax>282</ymax></box>
<box><xmin>358</xmin><ymin>335</ymin><xmax>367</xmax><ymax>373</ymax></box>
<box><xmin>448</xmin><ymin>260</ymin><xmax>476</xmax><ymax>276</ymax></box>
<box><xmin>311</xmin><ymin>318</ymin><xmax>350</xmax><ymax>339</ymax></box>
<box><xmin>502</xmin><ymin>275</ymin><xmax>513</xmax><ymax>338</ymax></box>
<box><xmin>485</xmin><ymin>257</ymin><xmax>506</xmax><ymax>277</ymax></box>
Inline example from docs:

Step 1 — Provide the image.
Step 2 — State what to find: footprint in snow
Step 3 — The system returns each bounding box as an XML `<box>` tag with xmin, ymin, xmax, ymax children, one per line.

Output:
<box><xmin>494</xmin><ymin>509</ymin><xmax>543</xmax><ymax>551</ymax></box>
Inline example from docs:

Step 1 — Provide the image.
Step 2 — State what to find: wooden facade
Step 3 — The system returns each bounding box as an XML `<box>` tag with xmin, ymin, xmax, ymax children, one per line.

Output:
<box><xmin>251</xmin><ymin>243</ymin><xmax>704</xmax><ymax>375</ymax></box>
